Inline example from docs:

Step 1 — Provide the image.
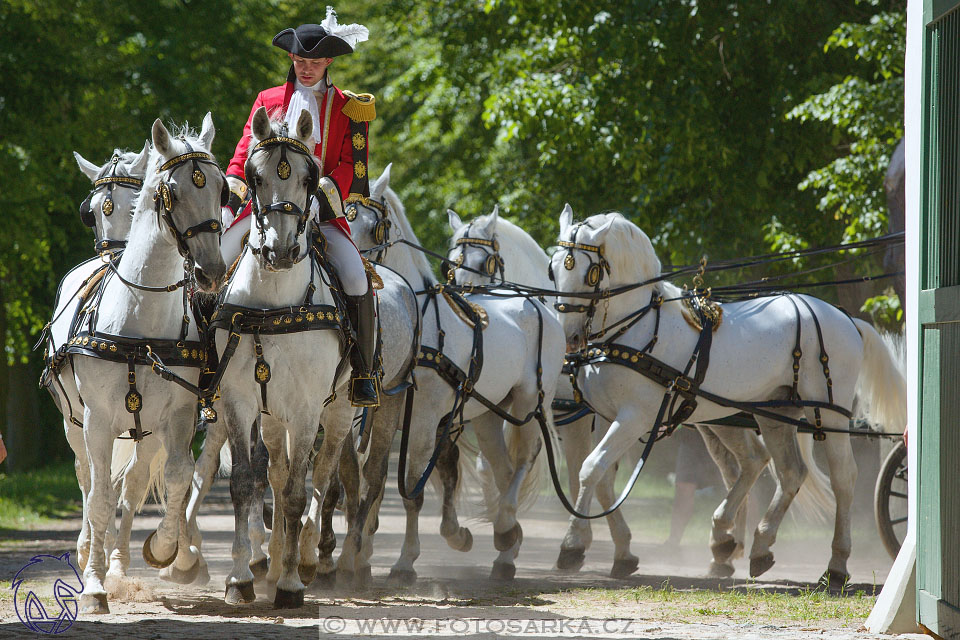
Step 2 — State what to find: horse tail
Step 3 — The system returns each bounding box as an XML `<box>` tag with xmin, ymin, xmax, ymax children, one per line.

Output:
<box><xmin>217</xmin><ymin>441</ymin><xmax>232</xmax><ymax>477</ymax></box>
<box><xmin>853</xmin><ymin>320</ymin><xmax>907</xmax><ymax>433</ymax></box>
<box><xmin>789</xmin><ymin>433</ymin><xmax>835</xmax><ymax>524</ymax></box>
<box><xmin>139</xmin><ymin>445</ymin><xmax>168</xmax><ymax>513</ymax></box>
<box><xmin>509</xmin><ymin>422</ymin><xmax>545</xmax><ymax>516</ymax></box>
<box><xmin>110</xmin><ymin>439</ymin><xmax>138</xmax><ymax>490</ymax></box>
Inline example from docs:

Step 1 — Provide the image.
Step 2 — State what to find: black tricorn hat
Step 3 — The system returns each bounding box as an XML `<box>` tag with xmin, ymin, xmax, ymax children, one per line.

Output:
<box><xmin>272</xmin><ymin>24</ymin><xmax>353</xmax><ymax>59</ymax></box>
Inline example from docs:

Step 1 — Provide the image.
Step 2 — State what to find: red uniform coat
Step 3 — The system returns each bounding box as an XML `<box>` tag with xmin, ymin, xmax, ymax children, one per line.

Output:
<box><xmin>227</xmin><ymin>80</ymin><xmax>355</xmax><ymax>235</ymax></box>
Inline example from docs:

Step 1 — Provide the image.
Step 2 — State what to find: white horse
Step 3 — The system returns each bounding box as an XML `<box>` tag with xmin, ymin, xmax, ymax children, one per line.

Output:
<box><xmin>210</xmin><ymin>108</ymin><xmax>416</xmax><ymax>606</ymax></box>
<box><xmin>549</xmin><ymin>209</ymin><xmax>906</xmax><ymax>585</ymax></box>
<box><xmin>346</xmin><ymin>166</ymin><xmax>565</xmax><ymax>582</ymax></box>
<box><xmin>44</xmin><ymin>142</ymin><xmax>174</xmax><ymax>580</ymax></box>
<box><xmin>446</xmin><ymin>205</ymin><xmax>640</xmax><ymax>578</ymax></box>
<box><xmin>69</xmin><ymin>115</ymin><xmax>227</xmax><ymax>613</ymax></box>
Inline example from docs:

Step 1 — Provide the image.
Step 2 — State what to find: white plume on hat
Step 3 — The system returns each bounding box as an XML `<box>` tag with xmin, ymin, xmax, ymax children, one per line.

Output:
<box><xmin>321</xmin><ymin>6</ymin><xmax>369</xmax><ymax>48</ymax></box>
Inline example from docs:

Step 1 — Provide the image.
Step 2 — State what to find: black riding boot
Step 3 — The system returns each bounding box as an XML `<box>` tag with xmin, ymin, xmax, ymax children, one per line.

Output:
<box><xmin>347</xmin><ymin>287</ymin><xmax>380</xmax><ymax>407</ymax></box>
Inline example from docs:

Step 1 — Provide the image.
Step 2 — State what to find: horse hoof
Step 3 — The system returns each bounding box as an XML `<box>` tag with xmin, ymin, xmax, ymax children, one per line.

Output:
<box><xmin>387</xmin><ymin>568</ymin><xmax>417</xmax><ymax>586</ymax></box>
<box><xmin>274</xmin><ymin>588</ymin><xmax>304</xmax><ymax>609</ymax></box>
<box><xmin>225</xmin><ymin>581</ymin><xmax>256</xmax><ymax>605</ymax></box>
<box><xmin>195</xmin><ymin>562</ymin><xmax>211</xmax><ymax>586</ymax></box>
<box><xmin>263</xmin><ymin>502</ymin><xmax>273</xmax><ymax>530</ymax></box>
<box><xmin>556</xmin><ymin>548</ymin><xmax>585</xmax><ymax>572</ymax></box>
<box><xmin>336</xmin><ymin>569</ymin><xmax>354</xmax><ymax>587</ymax></box>
<box><xmin>710</xmin><ymin>538</ymin><xmax>738</xmax><ymax>563</ymax></box>
<box><xmin>708</xmin><ymin>562</ymin><xmax>735</xmax><ymax>578</ymax></box>
<box><xmin>142</xmin><ymin>531</ymin><xmax>177</xmax><ymax>569</ymax></box>
<box><xmin>610</xmin><ymin>557</ymin><xmax>639</xmax><ymax>579</ymax></box>
<box><xmin>490</xmin><ymin>561</ymin><xmax>516</xmax><ymax>581</ymax></box>
<box><xmin>749</xmin><ymin>552</ymin><xmax>775</xmax><ymax>578</ymax></box>
<box><xmin>446</xmin><ymin>527</ymin><xmax>473</xmax><ymax>553</ymax></box>
<box><xmin>159</xmin><ymin>560</ymin><xmax>201</xmax><ymax>585</ymax></box>
<box><xmin>251</xmin><ymin>558</ymin><xmax>270</xmax><ymax>581</ymax></box>
<box><xmin>818</xmin><ymin>569</ymin><xmax>851</xmax><ymax>592</ymax></box>
<box><xmin>314</xmin><ymin>570</ymin><xmax>337</xmax><ymax>590</ymax></box>
<box><xmin>79</xmin><ymin>593</ymin><xmax>109</xmax><ymax>614</ymax></box>
<box><xmin>493</xmin><ymin>523</ymin><xmax>522</xmax><ymax>552</ymax></box>
<box><xmin>297</xmin><ymin>562</ymin><xmax>317</xmax><ymax>585</ymax></box>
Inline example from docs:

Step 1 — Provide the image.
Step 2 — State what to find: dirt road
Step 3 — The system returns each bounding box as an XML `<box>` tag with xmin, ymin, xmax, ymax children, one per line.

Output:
<box><xmin>0</xmin><ymin>473</ymin><xmax>916</xmax><ymax>639</ymax></box>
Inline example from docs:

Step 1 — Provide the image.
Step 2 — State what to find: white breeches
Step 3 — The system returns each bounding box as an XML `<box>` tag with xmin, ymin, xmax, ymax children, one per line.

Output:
<box><xmin>319</xmin><ymin>222</ymin><xmax>368</xmax><ymax>297</ymax></box>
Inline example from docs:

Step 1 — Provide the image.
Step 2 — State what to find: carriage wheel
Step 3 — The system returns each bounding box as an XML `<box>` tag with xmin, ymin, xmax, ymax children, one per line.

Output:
<box><xmin>874</xmin><ymin>439</ymin><xmax>908</xmax><ymax>559</ymax></box>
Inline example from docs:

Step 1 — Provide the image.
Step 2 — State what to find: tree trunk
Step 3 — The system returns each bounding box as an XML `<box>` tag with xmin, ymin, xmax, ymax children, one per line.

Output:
<box><xmin>5</xmin><ymin>361</ymin><xmax>41</xmax><ymax>473</ymax></box>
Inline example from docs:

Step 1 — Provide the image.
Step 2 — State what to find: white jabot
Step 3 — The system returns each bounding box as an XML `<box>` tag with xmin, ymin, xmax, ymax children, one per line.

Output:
<box><xmin>284</xmin><ymin>75</ymin><xmax>328</xmax><ymax>148</ymax></box>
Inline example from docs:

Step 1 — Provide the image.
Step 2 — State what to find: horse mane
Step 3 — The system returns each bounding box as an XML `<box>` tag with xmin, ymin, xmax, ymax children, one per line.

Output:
<box><xmin>486</xmin><ymin>214</ymin><xmax>550</xmax><ymax>271</ymax></box>
<box><xmin>595</xmin><ymin>212</ymin><xmax>662</xmax><ymax>284</ymax></box>
<box><xmin>136</xmin><ymin>123</ymin><xmax>217</xmax><ymax>214</ymax></box>
<box><xmin>382</xmin><ymin>185</ymin><xmax>435</xmax><ymax>283</ymax></box>
<box><xmin>96</xmin><ymin>148</ymin><xmax>143</xmax><ymax>180</ymax></box>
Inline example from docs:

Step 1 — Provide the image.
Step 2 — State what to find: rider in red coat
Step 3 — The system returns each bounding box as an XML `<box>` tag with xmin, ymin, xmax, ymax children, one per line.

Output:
<box><xmin>223</xmin><ymin>17</ymin><xmax>380</xmax><ymax>407</ymax></box>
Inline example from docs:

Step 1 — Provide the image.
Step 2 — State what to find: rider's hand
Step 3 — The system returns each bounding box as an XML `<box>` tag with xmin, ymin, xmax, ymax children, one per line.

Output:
<box><xmin>225</xmin><ymin>175</ymin><xmax>247</xmax><ymax>216</ymax></box>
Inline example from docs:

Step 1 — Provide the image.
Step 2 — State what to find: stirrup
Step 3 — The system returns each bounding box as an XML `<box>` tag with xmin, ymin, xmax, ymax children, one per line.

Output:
<box><xmin>349</xmin><ymin>374</ymin><xmax>380</xmax><ymax>408</ymax></box>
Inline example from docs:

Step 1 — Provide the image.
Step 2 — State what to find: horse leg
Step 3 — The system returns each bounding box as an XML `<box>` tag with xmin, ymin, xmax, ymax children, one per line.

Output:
<box><xmin>247</xmin><ymin>430</ymin><xmax>270</xmax><ymax>581</ymax></box>
<box><xmin>79</xmin><ymin>411</ymin><xmax>117</xmax><ymax>614</ymax></box>
<box><xmin>144</xmin><ymin>406</ymin><xmax>200</xmax><ymax>581</ymax></box>
<box><xmin>222</xmin><ymin>403</ymin><xmax>257</xmax><ymax>605</ymax></box>
<box><xmin>339</xmin><ymin>400</ymin><xmax>398</xmax><ymax>588</ymax></box>
<box><xmin>260</xmin><ymin>420</ymin><xmax>288</xmax><ymax>587</ymax></box>
<box><xmin>749</xmin><ymin>416</ymin><xmax>807</xmax><ymax>578</ymax></box>
<box><xmin>389</xmin><ymin>400</ymin><xmax>446</xmax><ymax>584</ymax></box>
<box><xmin>820</xmin><ymin>428</ymin><xmax>857</xmax><ymax>589</ymax></box>
<box><xmin>556</xmin><ymin>414</ymin><xmax>592</xmax><ymax>573</ymax></box>
<box><xmin>313</xmin><ymin>457</ymin><xmax>342</xmax><ymax>588</ymax></box>
<box><xmin>437</xmin><ymin>438</ymin><xmax>472</xmax><ymax>552</ymax></box>
<box><xmin>273</xmin><ymin>425</ymin><xmax>316</xmax><ymax>609</ymax></box>
<box><xmin>595</xmin><ymin>436</ymin><xmax>638</xmax><ymax>578</ymax></box>
<box><xmin>700</xmin><ymin>425</ymin><xmax>768</xmax><ymax>577</ymax></box>
<box><xmin>66</xmin><ymin>421</ymin><xmax>92</xmax><ymax>571</ymax></box>
<box><xmin>111</xmin><ymin>435</ymin><xmax>163</xmax><ymax>578</ymax></box>
<box><xmin>558</xmin><ymin>412</ymin><xmax>639</xmax><ymax>573</ymax></box>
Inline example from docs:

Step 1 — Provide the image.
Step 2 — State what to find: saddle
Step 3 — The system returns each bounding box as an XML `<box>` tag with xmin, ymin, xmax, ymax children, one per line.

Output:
<box><xmin>681</xmin><ymin>294</ymin><xmax>722</xmax><ymax>333</ymax></box>
<box><xmin>442</xmin><ymin>289</ymin><xmax>489</xmax><ymax>331</ymax></box>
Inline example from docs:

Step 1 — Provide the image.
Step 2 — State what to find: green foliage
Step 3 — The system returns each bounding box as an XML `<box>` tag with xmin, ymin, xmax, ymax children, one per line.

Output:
<box><xmin>861</xmin><ymin>289</ymin><xmax>903</xmax><ymax>331</ymax></box>
<box><xmin>0</xmin><ymin>462</ymin><xmax>80</xmax><ymax>529</ymax></box>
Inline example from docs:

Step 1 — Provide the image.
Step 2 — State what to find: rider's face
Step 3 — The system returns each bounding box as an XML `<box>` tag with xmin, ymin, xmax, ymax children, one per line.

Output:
<box><xmin>289</xmin><ymin>54</ymin><xmax>333</xmax><ymax>86</ymax></box>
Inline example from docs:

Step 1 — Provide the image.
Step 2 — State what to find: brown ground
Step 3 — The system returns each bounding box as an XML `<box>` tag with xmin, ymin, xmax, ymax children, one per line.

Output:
<box><xmin>0</xmin><ymin>462</ymin><xmax>914</xmax><ymax>639</ymax></box>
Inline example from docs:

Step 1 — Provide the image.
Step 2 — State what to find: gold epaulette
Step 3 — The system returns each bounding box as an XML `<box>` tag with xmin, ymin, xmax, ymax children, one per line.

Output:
<box><xmin>342</xmin><ymin>91</ymin><xmax>376</xmax><ymax>122</ymax></box>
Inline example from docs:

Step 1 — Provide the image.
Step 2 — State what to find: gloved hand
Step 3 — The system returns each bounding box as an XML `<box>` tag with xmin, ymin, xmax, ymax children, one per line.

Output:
<box><xmin>224</xmin><ymin>175</ymin><xmax>247</xmax><ymax>216</ymax></box>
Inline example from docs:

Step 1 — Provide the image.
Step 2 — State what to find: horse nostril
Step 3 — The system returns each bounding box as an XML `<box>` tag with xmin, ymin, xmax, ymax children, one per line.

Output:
<box><xmin>286</xmin><ymin>245</ymin><xmax>299</xmax><ymax>260</ymax></box>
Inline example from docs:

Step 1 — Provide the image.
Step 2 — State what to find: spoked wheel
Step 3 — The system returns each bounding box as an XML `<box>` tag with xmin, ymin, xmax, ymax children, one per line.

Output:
<box><xmin>874</xmin><ymin>439</ymin><xmax>908</xmax><ymax>559</ymax></box>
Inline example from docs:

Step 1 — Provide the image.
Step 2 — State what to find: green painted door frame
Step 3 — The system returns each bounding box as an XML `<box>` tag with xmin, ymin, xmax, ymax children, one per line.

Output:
<box><xmin>918</xmin><ymin>1</ymin><xmax>960</xmax><ymax>636</ymax></box>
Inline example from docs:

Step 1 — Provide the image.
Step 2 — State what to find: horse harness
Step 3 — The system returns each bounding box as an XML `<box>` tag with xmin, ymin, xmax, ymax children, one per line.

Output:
<box><xmin>447</xmin><ymin>223</ymin><xmax>505</xmax><ymax>282</ymax></box>
<box><xmin>244</xmin><ymin>132</ymin><xmax>318</xmax><ymax>261</ymax></box>
<box><xmin>78</xmin><ymin>155</ymin><xmax>144</xmax><ymax>255</ymax></box>
<box><xmin>47</xmin><ymin>147</ymin><xmax>228</xmax><ymax>441</ymax></box>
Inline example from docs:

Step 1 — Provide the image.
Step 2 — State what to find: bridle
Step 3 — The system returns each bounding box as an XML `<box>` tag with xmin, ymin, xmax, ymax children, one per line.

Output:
<box><xmin>244</xmin><ymin>133</ymin><xmax>318</xmax><ymax>263</ymax></box>
<box><xmin>152</xmin><ymin>142</ymin><xmax>227</xmax><ymax>262</ymax></box>
<box><xmin>447</xmin><ymin>222</ymin><xmax>505</xmax><ymax>283</ymax></box>
<box><xmin>345</xmin><ymin>194</ymin><xmax>391</xmax><ymax>262</ymax></box>
<box><xmin>79</xmin><ymin>155</ymin><xmax>144</xmax><ymax>254</ymax></box>
<box><xmin>551</xmin><ymin>222</ymin><xmax>611</xmax><ymax>319</ymax></box>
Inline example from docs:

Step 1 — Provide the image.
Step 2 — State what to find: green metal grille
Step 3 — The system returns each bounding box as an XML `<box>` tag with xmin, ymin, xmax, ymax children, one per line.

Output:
<box><xmin>924</xmin><ymin>8</ymin><xmax>960</xmax><ymax>289</ymax></box>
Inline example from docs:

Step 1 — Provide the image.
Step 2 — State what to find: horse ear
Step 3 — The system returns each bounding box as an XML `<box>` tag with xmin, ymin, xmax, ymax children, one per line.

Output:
<box><xmin>559</xmin><ymin>203</ymin><xmax>574</xmax><ymax>236</ymax></box>
<box><xmin>198</xmin><ymin>112</ymin><xmax>216</xmax><ymax>150</ymax></box>
<box><xmin>73</xmin><ymin>151</ymin><xmax>100</xmax><ymax>182</ymax></box>
<box><xmin>251</xmin><ymin>106</ymin><xmax>272</xmax><ymax>142</ymax></box>
<box><xmin>592</xmin><ymin>214</ymin><xmax>618</xmax><ymax>241</ymax></box>
<box><xmin>371</xmin><ymin>162</ymin><xmax>392</xmax><ymax>199</ymax></box>
<box><xmin>447</xmin><ymin>208</ymin><xmax>463</xmax><ymax>231</ymax></box>
<box><xmin>130</xmin><ymin>140</ymin><xmax>151</xmax><ymax>176</ymax></box>
<box><xmin>481</xmin><ymin>204</ymin><xmax>499</xmax><ymax>235</ymax></box>
<box><xmin>295</xmin><ymin>108</ymin><xmax>313</xmax><ymax>142</ymax></box>
<box><xmin>152</xmin><ymin>118</ymin><xmax>172</xmax><ymax>156</ymax></box>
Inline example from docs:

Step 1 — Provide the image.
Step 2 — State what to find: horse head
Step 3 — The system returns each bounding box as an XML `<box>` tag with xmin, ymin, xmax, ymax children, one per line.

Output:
<box><xmin>551</xmin><ymin>205</ymin><xmax>660</xmax><ymax>351</ymax></box>
<box><xmin>74</xmin><ymin>141</ymin><xmax>150</xmax><ymax>253</ymax></box>
<box><xmin>245</xmin><ymin>106</ymin><xmax>317</xmax><ymax>271</ymax></box>
<box><xmin>445</xmin><ymin>205</ymin><xmax>504</xmax><ymax>285</ymax></box>
<box><xmin>345</xmin><ymin>163</ymin><xmax>394</xmax><ymax>260</ymax></box>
